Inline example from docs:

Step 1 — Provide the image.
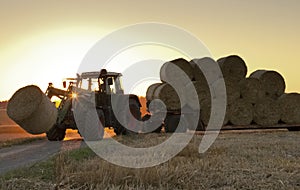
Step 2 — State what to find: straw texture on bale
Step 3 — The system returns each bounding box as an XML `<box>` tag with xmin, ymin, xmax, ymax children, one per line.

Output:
<box><xmin>239</xmin><ymin>78</ymin><xmax>264</xmax><ymax>104</ymax></box>
<box><xmin>217</xmin><ymin>55</ymin><xmax>247</xmax><ymax>82</ymax></box>
<box><xmin>250</xmin><ymin>70</ymin><xmax>285</xmax><ymax>99</ymax></box>
<box><xmin>7</xmin><ymin>85</ymin><xmax>58</xmax><ymax>134</ymax></box>
<box><xmin>190</xmin><ymin>57</ymin><xmax>222</xmax><ymax>84</ymax></box>
<box><xmin>160</xmin><ymin>58</ymin><xmax>193</xmax><ymax>85</ymax></box>
<box><xmin>253</xmin><ymin>97</ymin><xmax>280</xmax><ymax>126</ymax></box>
<box><xmin>153</xmin><ymin>83</ymin><xmax>183</xmax><ymax>110</ymax></box>
<box><xmin>200</xmin><ymin>100</ymin><xmax>211</xmax><ymax>126</ymax></box>
<box><xmin>184</xmin><ymin>81</ymin><xmax>210</xmax><ymax>110</ymax></box>
<box><xmin>200</xmin><ymin>99</ymin><xmax>229</xmax><ymax>126</ymax></box>
<box><xmin>146</xmin><ymin>83</ymin><xmax>161</xmax><ymax>101</ymax></box>
<box><xmin>278</xmin><ymin>93</ymin><xmax>300</xmax><ymax>124</ymax></box>
<box><xmin>212</xmin><ymin>78</ymin><xmax>240</xmax><ymax>105</ymax></box>
<box><xmin>228</xmin><ymin>99</ymin><xmax>253</xmax><ymax>125</ymax></box>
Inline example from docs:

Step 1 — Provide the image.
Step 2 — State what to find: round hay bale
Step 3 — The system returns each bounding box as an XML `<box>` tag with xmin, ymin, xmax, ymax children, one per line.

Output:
<box><xmin>212</xmin><ymin>78</ymin><xmax>240</xmax><ymax>105</ymax></box>
<box><xmin>217</xmin><ymin>55</ymin><xmax>247</xmax><ymax>82</ymax></box>
<box><xmin>253</xmin><ymin>97</ymin><xmax>280</xmax><ymax>126</ymax></box>
<box><xmin>7</xmin><ymin>85</ymin><xmax>58</xmax><ymax>134</ymax></box>
<box><xmin>153</xmin><ymin>83</ymin><xmax>184</xmax><ymax>110</ymax></box>
<box><xmin>239</xmin><ymin>78</ymin><xmax>265</xmax><ymax>104</ymax></box>
<box><xmin>278</xmin><ymin>93</ymin><xmax>300</xmax><ymax>124</ymax></box>
<box><xmin>249</xmin><ymin>70</ymin><xmax>286</xmax><ymax>99</ymax></box>
<box><xmin>190</xmin><ymin>57</ymin><xmax>222</xmax><ymax>83</ymax></box>
<box><xmin>200</xmin><ymin>99</ymin><xmax>211</xmax><ymax>126</ymax></box>
<box><xmin>200</xmin><ymin>99</ymin><xmax>229</xmax><ymax>126</ymax></box>
<box><xmin>184</xmin><ymin>81</ymin><xmax>210</xmax><ymax>110</ymax></box>
<box><xmin>160</xmin><ymin>58</ymin><xmax>193</xmax><ymax>85</ymax></box>
<box><xmin>228</xmin><ymin>99</ymin><xmax>253</xmax><ymax>125</ymax></box>
<box><xmin>146</xmin><ymin>83</ymin><xmax>161</xmax><ymax>101</ymax></box>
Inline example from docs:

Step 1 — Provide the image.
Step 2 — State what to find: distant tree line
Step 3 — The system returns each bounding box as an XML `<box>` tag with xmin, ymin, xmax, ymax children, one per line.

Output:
<box><xmin>0</xmin><ymin>101</ymin><xmax>8</xmax><ymax>109</ymax></box>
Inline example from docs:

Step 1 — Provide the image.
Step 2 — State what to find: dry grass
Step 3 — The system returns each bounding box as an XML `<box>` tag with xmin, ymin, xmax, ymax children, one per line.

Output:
<box><xmin>1</xmin><ymin>131</ymin><xmax>300</xmax><ymax>189</ymax></box>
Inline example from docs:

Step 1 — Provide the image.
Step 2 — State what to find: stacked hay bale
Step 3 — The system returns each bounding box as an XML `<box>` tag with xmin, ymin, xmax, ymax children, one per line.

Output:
<box><xmin>152</xmin><ymin>83</ymin><xmax>182</xmax><ymax>111</ymax></box>
<box><xmin>216</xmin><ymin>55</ymin><xmax>248</xmax><ymax>126</ymax></box>
<box><xmin>146</xmin><ymin>54</ymin><xmax>298</xmax><ymax>129</ymax></box>
<box><xmin>252</xmin><ymin>97</ymin><xmax>280</xmax><ymax>126</ymax></box>
<box><xmin>146</xmin><ymin>58</ymin><xmax>193</xmax><ymax>111</ymax></box>
<box><xmin>239</xmin><ymin>78</ymin><xmax>264</xmax><ymax>104</ymax></box>
<box><xmin>228</xmin><ymin>99</ymin><xmax>253</xmax><ymax>125</ymax></box>
<box><xmin>278</xmin><ymin>93</ymin><xmax>300</xmax><ymax>124</ymax></box>
<box><xmin>249</xmin><ymin>70</ymin><xmax>286</xmax><ymax>99</ymax></box>
<box><xmin>189</xmin><ymin>57</ymin><xmax>228</xmax><ymax>126</ymax></box>
<box><xmin>160</xmin><ymin>58</ymin><xmax>194</xmax><ymax>86</ymax></box>
<box><xmin>7</xmin><ymin>85</ymin><xmax>57</xmax><ymax>134</ymax></box>
<box><xmin>248</xmin><ymin>70</ymin><xmax>286</xmax><ymax>126</ymax></box>
<box><xmin>146</xmin><ymin>83</ymin><xmax>161</xmax><ymax>102</ymax></box>
<box><xmin>218</xmin><ymin>55</ymin><xmax>248</xmax><ymax>82</ymax></box>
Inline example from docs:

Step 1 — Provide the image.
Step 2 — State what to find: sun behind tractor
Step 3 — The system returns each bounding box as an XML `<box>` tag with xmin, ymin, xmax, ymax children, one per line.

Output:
<box><xmin>45</xmin><ymin>69</ymin><xmax>141</xmax><ymax>141</ymax></box>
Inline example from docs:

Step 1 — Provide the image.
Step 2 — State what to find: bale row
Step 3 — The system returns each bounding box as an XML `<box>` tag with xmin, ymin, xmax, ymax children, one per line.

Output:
<box><xmin>147</xmin><ymin>55</ymin><xmax>298</xmax><ymax>128</ymax></box>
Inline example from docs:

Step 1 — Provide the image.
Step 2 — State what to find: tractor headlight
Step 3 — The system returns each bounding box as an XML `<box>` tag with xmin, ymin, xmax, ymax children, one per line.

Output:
<box><xmin>71</xmin><ymin>93</ymin><xmax>77</xmax><ymax>98</ymax></box>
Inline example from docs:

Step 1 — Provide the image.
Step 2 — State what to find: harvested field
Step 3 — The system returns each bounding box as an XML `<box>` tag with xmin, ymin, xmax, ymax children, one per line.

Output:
<box><xmin>1</xmin><ymin>131</ymin><xmax>300</xmax><ymax>189</ymax></box>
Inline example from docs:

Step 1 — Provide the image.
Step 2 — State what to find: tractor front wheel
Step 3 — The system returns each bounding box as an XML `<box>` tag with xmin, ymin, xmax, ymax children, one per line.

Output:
<box><xmin>46</xmin><ymin>124</ymin><xmax>66</xmax><ymax>141</ymax></box>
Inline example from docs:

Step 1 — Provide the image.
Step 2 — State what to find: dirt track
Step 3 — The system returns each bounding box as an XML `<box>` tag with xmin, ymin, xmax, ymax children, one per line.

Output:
<box><xmin>0</xmin><ymin>138</ymin><xmax>86</xmax><ymax>175</ymax></box>
<box><xmin>0</xmin><ymin>123</ymin><xmax>84</xmax><ymax>175</ymax></box>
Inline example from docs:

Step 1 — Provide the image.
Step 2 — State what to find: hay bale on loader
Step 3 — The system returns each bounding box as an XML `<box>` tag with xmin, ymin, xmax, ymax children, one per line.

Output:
<box><xmin>250</xmin><ymin>70</ymin><xmax>285</xmax><ymax>99</ymax></box>
<box><xmin>253</xmin><ymin>97</ymin><xmax>280</xmax><ymax>126</ymax></box>
<box><xmin>228</xmin><ymin>98</ymin><xmax>253</xmax><ymax>125</ymax></box>
<box><xmin>160</xmin><ymin>58</ymin><xmax>194</xmax><ymax>85</ymax></box>
<box><xmin>7</xmin><ymin>85</ymin><xmax>57</xmax><ymax>134</ymax></box>
<box><xmin>278</xmin><ymin>93</ymin><xmax>300</xmax><ymax>124</ymax></box>
<box><xmin>239</xmin><ymin>78</ymin><xmax>264</xmax><ymax>104</ymax></box>
<box><xmin>217</xmin><ymin>55</ymin><xmax>247</xmax><ymax>82</ymax></box>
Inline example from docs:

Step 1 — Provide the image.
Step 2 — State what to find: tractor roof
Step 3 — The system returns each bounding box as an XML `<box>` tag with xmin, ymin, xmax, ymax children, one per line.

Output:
<box><xmin>80</xmin><ymin>71</ymin><xmax>122</xmax><ymax>79</ymax></box>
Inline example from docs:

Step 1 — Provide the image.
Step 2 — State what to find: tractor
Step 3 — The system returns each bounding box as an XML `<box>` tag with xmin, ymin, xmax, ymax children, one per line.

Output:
<box><xmin>45</xmin><ymin>69</ymin><xmax>141</xmax><ymax>141</ymax></box>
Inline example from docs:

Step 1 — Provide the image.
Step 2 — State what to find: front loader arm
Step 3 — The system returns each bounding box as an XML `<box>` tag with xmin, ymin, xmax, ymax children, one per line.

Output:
<box><xmin>45</xmin><ymin>83</ymin><xmax>68</xmax><ymax>99</ymax></box>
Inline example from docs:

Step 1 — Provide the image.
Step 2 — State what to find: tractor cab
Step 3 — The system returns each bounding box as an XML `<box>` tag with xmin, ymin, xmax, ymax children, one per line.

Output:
<box><xmin>77</xmin><ymin>69</ymin><xmax>124</xmax><ymax>94</ymax></box>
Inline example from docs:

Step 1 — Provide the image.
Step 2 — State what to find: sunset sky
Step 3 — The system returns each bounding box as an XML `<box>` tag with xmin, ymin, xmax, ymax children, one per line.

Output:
<box><xmin>1</xmin><ymin>0</ymin><xmax>300</xmax><ymax>100</ymax></box>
